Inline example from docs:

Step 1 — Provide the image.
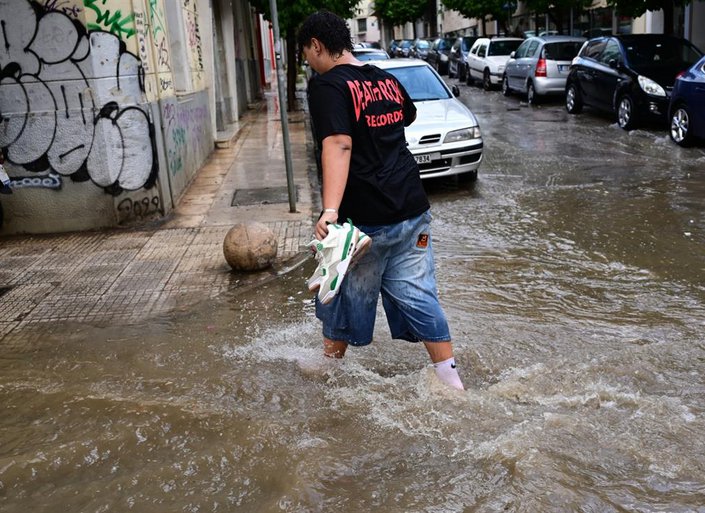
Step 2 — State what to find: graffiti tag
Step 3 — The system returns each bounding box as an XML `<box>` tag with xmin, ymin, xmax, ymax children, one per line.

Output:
<box><xmin>117</xmin><ymin>195</ymin><xmax>161</xmax><ymax>222</ymax></box>
<box><xmin>7</xmin><ymin>171</ymin><xmax>62</xmax><ymax>190</ymax></box>
<box><xmin>83</xmin><ymin>0</ymin><xmax>136</xmax><ymax>39</ymax></box>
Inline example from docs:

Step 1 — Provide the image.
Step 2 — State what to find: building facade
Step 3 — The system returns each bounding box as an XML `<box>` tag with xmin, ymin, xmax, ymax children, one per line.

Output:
<box><xmin>348</xmin><ymin>0</ymin><xmax>382</xmax><ymax>45</ymax></box>
<box><xmin>0</xmin><ymin>0</ymin><xmax>264</xmax><ymax>235</ymax></box>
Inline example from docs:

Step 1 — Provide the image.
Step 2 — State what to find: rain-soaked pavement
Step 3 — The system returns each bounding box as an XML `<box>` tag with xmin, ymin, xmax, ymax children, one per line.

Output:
<box><xmin>2</xmin><ymin>84</ymin><xmax>705</xmax><ymax>512</ymax></box>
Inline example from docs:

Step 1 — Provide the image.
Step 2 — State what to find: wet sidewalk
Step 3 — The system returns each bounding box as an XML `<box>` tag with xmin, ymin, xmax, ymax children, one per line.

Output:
<box><xmin>0</xmin><ymin>90</ymin><xmax>318</xmax><ymax>340</ymax></box>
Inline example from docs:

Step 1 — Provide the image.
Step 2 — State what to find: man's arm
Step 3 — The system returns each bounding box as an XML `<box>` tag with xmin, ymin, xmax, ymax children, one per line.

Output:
<box><xmin>316</xmin><ymin>133</ymin><xmax>352</xmax><ymax>240</ymax></box>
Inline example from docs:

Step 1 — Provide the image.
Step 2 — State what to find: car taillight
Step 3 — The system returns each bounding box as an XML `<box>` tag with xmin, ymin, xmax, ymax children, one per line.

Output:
<box><xmin>535</xmin><ymin>58</ymin><xmax>547</xmax><ymax>77</ymax></box>
<box><xmin>675</xmin><ymin>70</ymin><xmax>686</xmax><ymax>80</ymax></box>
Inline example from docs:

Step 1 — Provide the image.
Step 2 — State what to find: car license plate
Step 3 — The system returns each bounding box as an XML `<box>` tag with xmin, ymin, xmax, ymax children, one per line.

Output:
<box><xmin>414</xmin><ymin>154</ymin><xmax>431</xmax><ymax>164</ymax></box>
<box><xmin>558</xmin><ymin>65</ymin><xmax>569</xmax><ymax>72</ymax></box>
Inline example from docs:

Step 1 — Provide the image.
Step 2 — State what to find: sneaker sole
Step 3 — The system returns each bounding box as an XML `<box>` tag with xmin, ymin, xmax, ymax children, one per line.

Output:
<box><xmin>319</xmin><ymin>258</ymin><xmax>352</xmax><ymax>304</ymax></box>
<box><xmin>350</xmin><ymin>235</ymin><xmax>371</xmax><ymax>266</ymax></box>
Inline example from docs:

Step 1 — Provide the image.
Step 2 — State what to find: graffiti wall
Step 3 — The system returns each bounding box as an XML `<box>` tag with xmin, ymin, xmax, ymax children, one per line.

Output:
<box><xmin>0</xmin><ymin>0</ymin><xmax>212</xmax><ymax>234</ymax></box>
<box><xmin>161</xmin><ymin>91</ymin><xmax>212</xmax><ymax>197</ymax></box>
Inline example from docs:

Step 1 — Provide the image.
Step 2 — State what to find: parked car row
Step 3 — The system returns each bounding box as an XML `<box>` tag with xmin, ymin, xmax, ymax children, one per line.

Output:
<box><xmin>387</xmin><ymin>37</ymin><xmax>457</xmax><ymax>75</ymax></box>
<box><xmin>442</xmin><ymin>33</ymin><xmax>705</xmax><ymax>146</ymax></box>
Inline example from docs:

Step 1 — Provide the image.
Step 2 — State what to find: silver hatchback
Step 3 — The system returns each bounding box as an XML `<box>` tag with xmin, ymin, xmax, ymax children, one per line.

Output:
<box><xmin>502</xmin><ymin>36</ymin><xmax>585</xmax><ymax>104</ymax></box>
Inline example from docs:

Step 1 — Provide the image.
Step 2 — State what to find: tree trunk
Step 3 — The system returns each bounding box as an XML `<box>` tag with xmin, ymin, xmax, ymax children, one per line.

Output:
<box><xmin>286</xmin><ymin>32</ymin><xmax>298</xmax><ymax>111</ymax></box>
<box><xmin>662</xmin><ymin>1</ymin><xmax>674</xmax><ymax>35</ymax></box>
<box><xmin>548</xmin><ymin>10</ymin><xmax>564</xmax><ymax>34</ymax></box>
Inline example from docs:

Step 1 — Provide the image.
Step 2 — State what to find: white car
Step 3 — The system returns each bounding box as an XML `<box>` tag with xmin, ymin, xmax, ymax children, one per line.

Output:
<box><xmin>372</xmin><ymin>59</ymin><xmax>483</xmax><ymax>181</ymax></box>
<box><xmin>466</xmin><ymin>37</ymin><xmax>524</xmax><ymax>90</ymax></box>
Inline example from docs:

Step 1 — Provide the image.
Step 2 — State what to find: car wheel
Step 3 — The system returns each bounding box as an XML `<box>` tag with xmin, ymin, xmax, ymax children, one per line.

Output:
<box><xmin>670</xmin><ymin>104</ymin><xmax>693</xmax><ymax>147</ymax></box>
<box><xmin>482</xmin><ymin>69</ymin><xmax>492</xmax><ymax>90</ymax></box>
<box><xmin>565</xmin><ymin>83</ymin><xmax>583</xmax><ymax>114</ymax></box>
<box><xmin>502</xmin><ymin>75</ymin><xmax>511</xmax><ymax>96</ymax></box>
<box><xmin>527</xmin><ymin>81</ymin><xmax>539</xmax><ymax>105</ymax></box>
<box><xmin>617</xmin><ymin>94</ymin><xmax>638</xmax><ymax>130</ymax></box>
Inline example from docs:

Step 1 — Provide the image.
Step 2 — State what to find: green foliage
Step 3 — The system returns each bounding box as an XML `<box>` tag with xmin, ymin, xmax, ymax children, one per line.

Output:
<box><xmin>374</xmin><ymin>0</ymin><xmax>431</xmax><ymax>26</ymax></box>
<box><xmin>441</xmin><ymin>0</ymin><xmax>507</xmax><ymax>24</ymax></box>
<box><xmin>249</xmin><ymin>0</ymin><xmax>359</xmax><ymax>37</ymax></box>
<box><xmin>524</xmin><ymin>0</ymin><xmax>593</xmax><ymax>16</ymax></box>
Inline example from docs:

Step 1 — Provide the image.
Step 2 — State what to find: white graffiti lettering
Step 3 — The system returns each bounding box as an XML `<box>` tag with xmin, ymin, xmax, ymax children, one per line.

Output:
<box><xmin>0</xmin><ymin>0</ymin><xmax>157</xmax><ymax>194</ymax></box>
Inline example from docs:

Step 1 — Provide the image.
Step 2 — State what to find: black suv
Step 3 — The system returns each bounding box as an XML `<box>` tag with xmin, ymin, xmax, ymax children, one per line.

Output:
<box><xmin>565</xmin><ymin>34</ymin><xmax>703</xmax><ymax>130</ymax></box>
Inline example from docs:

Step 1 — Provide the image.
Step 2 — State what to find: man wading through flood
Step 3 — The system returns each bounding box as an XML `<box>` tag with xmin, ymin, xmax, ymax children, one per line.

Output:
<box><xmin>299</xmin><ymin>10</ymin><xmax>464</xmax><ymax>390</ymax></box>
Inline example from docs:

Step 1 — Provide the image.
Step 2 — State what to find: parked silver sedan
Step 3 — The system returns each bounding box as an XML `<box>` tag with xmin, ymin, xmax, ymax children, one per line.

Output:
<box><xmin>371</xmin><ymin>59</ymin><xmax>483</xmax><ymax>181</ymax></box>
<box><xmin>502</xmin><ymin>35</ymin><xmax>585</xmax><ymax>104</ymax></box>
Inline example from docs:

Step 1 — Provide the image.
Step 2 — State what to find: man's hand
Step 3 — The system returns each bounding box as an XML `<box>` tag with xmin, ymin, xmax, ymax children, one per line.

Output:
<box><xmin>315</xmin><ymin>211</ymin><xmax>338</xmax><ymax>240</ymax></box>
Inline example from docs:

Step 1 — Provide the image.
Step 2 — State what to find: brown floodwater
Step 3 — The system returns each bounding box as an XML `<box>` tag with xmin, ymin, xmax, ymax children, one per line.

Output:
<box><xmin>2</xmin><ymin>87</ymin><xmax>705</xmax><ymax>512</ymax></box>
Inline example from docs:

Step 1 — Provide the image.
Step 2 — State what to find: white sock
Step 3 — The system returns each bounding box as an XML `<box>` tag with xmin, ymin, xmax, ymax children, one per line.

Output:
<box><xmin>433</xmin><ymin>357</ymin><xmax>465</xmax><ymax>390</ymax></box>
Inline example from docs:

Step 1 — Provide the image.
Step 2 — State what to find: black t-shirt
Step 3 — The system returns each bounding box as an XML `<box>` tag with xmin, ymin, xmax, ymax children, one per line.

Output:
<box><xmin>308</xmin><ymin>63</ymin><xmax>429</xmax><ymax>226</ymax></box>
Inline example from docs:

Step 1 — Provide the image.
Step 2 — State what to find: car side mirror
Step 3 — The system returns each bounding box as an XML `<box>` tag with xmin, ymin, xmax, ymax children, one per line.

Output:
<box><xmin>452</xmin><ymin>85</ymin><xmax>460</xmax><ymax>97</ymax></box>
<box><xmin>509</xmin><ymin>51</ymin><xmax>515</xmax><ymax>58</ymax></box>
<box><xmin>608</xmin><ymin>58</ymin><xmax>621</xmax><ymax>69</ymax></box>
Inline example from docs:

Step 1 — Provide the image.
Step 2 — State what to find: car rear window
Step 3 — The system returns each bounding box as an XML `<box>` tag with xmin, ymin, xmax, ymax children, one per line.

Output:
<box><xmin>384</xmin><ymin>65</ymin><xmax>451</xmax><ymax>101</ymax></box>
<box><xmin>488</xmin><ymin>40</ymin><xmax>522</xmax><ymax>56</ymax></box>
<box><xmin>543</xmin><ymin>42</ymin><xmax>584</xmax><ymax>61</ymax></box>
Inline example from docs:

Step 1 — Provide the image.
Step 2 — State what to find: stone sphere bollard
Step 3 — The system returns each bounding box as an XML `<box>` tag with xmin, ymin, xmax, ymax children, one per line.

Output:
<box><xmin>223</xmin><ymin>222</ymin><xmax>278</xmax><ymax>271</ymax></box>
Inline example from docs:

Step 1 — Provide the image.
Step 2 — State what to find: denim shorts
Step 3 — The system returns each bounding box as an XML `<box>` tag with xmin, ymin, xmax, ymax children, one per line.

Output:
<box><xmin>315</xmin><ymin>210</ymin><xmax>451</xmax><ymax>346</ymax></box>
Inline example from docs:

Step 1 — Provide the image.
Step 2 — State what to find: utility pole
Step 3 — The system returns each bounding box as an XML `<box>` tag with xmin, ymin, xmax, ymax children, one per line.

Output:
<box><xmin>269</xmin><ymin>0</ymin><xmax>297</xmax><ymax>213</ymax></box>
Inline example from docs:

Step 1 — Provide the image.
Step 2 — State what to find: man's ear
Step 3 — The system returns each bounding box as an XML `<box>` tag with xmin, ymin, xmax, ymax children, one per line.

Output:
<box><xmin>311</xmin><ymin>37</ymin><xmax>322</xmax><ymax>54</ymax></box>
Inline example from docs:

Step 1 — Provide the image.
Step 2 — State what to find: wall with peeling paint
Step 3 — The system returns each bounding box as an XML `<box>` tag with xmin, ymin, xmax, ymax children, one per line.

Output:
<box><xmin>0</xmin><ymin>0</ymin><xmax>213</xmax><ymax>234</ymax></box>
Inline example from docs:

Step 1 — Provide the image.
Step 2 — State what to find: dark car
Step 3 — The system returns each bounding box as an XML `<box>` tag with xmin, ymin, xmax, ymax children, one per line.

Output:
<box><xmin>448</xmin><ymin>36</ymin><xmax>479</xmax><ymax>81</ymax></box>
<box><xmin>388</xmin><ymin>39</ymin><xmax>400</xmax><ymax>57</ymax></box>
<box><xmin>426</xmin><ymin>37</ymin><xmax>455</xmax><ymax>75</ymax></box>
<box><xmin>669</xmin><ymin>55</ymin><xmax>705</xmax><ymax>146</ymax></box>
<box><xmin>394</xmin><ymin>39</ymin><xmax>413</xmax><ymax>58</ymax></box>
<box><xmin>565</xmin><ymin>34</ymin><xmax>703</xmax><ymax>130</ymax></box>
<box><xmin>410</xmin><ymin>38</ymin><xmax>432</xmax><ymax>60</ymax></box>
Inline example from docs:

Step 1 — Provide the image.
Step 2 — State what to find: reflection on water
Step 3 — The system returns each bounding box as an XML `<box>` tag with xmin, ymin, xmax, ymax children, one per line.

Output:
<box><xmin>2</xmin><ymin>96</ymin><xmax>705</xmax><ymax>512</ymax></box>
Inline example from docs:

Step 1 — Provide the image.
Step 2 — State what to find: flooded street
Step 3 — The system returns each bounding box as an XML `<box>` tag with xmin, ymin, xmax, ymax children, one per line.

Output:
<box><xmin>2</xmin><ymin>87</ymin><xmax>705</xmax><ymax>512</ymax></box>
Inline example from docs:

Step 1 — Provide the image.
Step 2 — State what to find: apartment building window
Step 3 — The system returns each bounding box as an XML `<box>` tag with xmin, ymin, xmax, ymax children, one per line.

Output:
<box><xmin>357</xmin><ymin>18</ymin><xmax>367</xmax><ymax>33</ymax></box>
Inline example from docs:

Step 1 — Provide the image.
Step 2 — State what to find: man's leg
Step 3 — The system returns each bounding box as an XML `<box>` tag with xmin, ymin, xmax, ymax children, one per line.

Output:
<box><xmin>424</xmin><ymin>341</ymin><xmax>464</xmax><ymax>390</ymax></box>
<box><xmin>423</xmin><ymin>340</ymin><xmax>453</xmax><ymax>363</ymax></box>
<box><xmin>324</xmin><ymin>338</ymin><xmax>348</xmax><ymax>358</ymax></box>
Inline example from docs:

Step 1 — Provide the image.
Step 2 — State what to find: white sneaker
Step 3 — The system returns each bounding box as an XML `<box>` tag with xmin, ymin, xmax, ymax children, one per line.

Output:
<box><xmin>306</xmin><ymin>221</ymin><xmax>371</xmax><ymax>304</ymax></box>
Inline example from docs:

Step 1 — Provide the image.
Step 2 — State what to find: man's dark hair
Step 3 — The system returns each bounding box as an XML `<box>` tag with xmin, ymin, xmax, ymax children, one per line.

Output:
<box><xmin>297</xmin><ymin>10</ymin><xmax>353</xmax><ymax>56</ymax></box>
